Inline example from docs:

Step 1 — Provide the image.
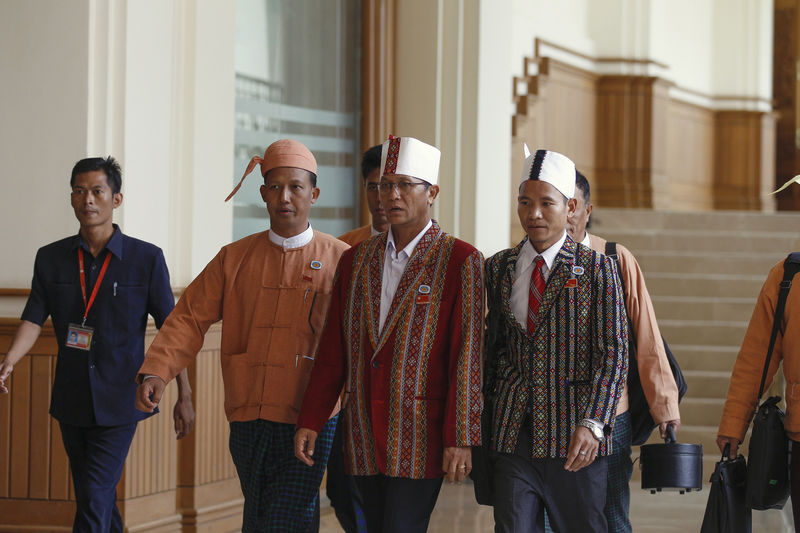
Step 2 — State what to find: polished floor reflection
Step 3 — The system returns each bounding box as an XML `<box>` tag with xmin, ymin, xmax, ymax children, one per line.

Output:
<box><xmin>320</xmin><ymin>480</ymin><xmax>793</xmax><ymax>532</ymax></box>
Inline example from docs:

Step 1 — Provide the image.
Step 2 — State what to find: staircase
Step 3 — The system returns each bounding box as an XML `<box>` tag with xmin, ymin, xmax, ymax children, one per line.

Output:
<box><xmin>590</xmin><ymin>208</ymin><xmax>800</xmax><ymax>479</ymax></box>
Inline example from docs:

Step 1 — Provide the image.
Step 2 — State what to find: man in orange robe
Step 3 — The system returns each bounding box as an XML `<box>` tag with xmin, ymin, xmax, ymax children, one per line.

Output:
<box><xmin>134</xmin><ymin>140</ymin><xmax>348</xmax><ymax>532</ymax></box>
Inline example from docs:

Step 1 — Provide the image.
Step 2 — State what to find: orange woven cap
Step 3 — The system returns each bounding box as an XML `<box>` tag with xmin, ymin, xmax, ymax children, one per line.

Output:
<box><xmin>225</xmin><ymin>139</ymin><xmax>318</xmax><ymax>202</ymax></box>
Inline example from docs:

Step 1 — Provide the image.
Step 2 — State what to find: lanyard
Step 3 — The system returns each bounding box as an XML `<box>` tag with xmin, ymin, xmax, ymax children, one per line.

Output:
<box><xmin>78</xmin><ymin>248</ymin><xmax>112</xmax><ymax>326</ymax></box>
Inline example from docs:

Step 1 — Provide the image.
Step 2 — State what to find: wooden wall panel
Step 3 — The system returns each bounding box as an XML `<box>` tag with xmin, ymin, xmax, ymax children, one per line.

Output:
<box><xmin>9</xmin><ymin>356</ymin><xmax>31</xmax><ymax>499</ymax></box>
<box><xmin>0</xmin><ymin>353</ymin><xmax>9</xmax><ymax>498</ymax></box>
<box><xmin>713</xmin><ymin>111</ymin><xmax>777</xmax><ymax>211</ymax></box>
<box><xmin>512</xmin><ymin>41</ymin><xmax>783</xmax><ymax>216</ymax></box>
<box><xmin>359</xmin><ymin>0</ymin><xmax>396</xmax><ymax>226</ymax></box>
<box><xmin>595</xmin><ymin>76</ymin><xmax>670</xmax><ymax>209</ymax></box>
<box><xmin>773</xmin><ymin>0</ymin><xmax>800</xmax><ymax>211</ymax></box>
<box><xmin>666</xmin><ymin>99</ymin><xmax>715</xmax><ymax>210</ymax></box>
<box><xmin>48</xmin><ymin>416</ymin><xmax>70</xmax><ymax>500</ymax></box>
<box><xmin>0</xmin><ymin>319</ymin><xmax>238</xmax><ymax>532</ymax></box>
<box><xmin>177</xmin><ymin>326</ymin><xmax>242</xmax><ymax>532</ymax></box>
<box><xmin>29</xmin><ymin>356</ymin><xmax>52</xmax><ymax>499</ymax></box>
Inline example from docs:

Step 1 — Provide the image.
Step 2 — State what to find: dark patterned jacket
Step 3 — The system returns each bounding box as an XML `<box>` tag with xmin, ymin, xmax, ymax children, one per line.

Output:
<box><xmin>484</xmin><ymin>235</ymin><xmax>628</xmax><ymax>458</ymax></box>
<box><xmin>297</xmin><ymin>221</ymin><xmax>485</xmax><ymax>478</ymax></box>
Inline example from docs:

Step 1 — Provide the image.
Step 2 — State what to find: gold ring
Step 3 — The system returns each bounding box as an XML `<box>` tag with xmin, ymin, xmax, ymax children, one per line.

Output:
<box><xmin>458</xmin><ymin>465</ymin><xmax>466</xmax><ymax>469</ymax></box>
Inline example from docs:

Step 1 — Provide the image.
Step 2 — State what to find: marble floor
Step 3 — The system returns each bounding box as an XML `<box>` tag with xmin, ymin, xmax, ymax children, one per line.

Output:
<box><xmin>319</xmin><ymin>480</ymin><xmax>794</xmax><ymax>532</ymax></box>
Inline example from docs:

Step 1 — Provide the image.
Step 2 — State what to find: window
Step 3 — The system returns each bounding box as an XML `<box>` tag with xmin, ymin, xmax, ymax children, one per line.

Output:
<box><xmin>234</xmin><ymin>0</ymin><xmax>361</xmax><ymax>239</ymax></box>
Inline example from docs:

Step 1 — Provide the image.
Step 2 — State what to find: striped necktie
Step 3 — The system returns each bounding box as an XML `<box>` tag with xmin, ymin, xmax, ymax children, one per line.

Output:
<box><xmin>527</xmin><ymin>256</ymin><xmax>546</xmax><ymax>333</ymax></box>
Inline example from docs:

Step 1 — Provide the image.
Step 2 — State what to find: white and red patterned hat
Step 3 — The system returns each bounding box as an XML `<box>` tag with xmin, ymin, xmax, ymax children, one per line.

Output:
<box><xmin>380</xmin><ymin>136</ymin><xmax>441</xmax><ymax>185</ymax></box>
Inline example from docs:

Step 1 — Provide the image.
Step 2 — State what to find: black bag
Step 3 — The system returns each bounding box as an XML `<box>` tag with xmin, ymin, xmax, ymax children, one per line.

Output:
<box><xmin>605</xmin><ymin>242</ymin><xmax>688</xmax><ymax>445</ymax></box>
<box><xmin>744</xmin><ymin>252</ymin><xmax>800</xmax><ymax>510</ymax></box>
<box><xmin>700</xmin><ymin>444</ymin><xmax>751</xmax><ymax>533</ymax></box>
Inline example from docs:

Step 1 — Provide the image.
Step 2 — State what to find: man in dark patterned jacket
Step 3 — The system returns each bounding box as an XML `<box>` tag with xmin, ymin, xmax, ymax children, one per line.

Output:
<box><xmin>485</xmin><ymin>149</ymin><xmax>629</xmax><ymax>533</ymax></box>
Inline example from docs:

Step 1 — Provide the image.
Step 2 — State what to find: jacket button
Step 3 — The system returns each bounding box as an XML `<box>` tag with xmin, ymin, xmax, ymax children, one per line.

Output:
<box><xmin>372</xmin><ymin>361</ymin><xmax>380</xmax><ymax>369</ymax></box>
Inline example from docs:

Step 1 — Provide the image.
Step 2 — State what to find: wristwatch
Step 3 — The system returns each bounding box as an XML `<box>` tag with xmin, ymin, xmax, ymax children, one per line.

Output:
<box><xmin>578</xmin><ymin>419</ymin><xmax>605</xmax><ymax>442</ymax></box>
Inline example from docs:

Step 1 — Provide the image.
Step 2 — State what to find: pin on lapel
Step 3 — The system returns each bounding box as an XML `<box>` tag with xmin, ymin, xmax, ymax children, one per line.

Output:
<box><xmin>572</xmin><ymin>266</ymin><xmax>584</xmax><ymax>276</ymax></box>
<box><xmin>565</xmin><ymin>278</ymin><xmax>578</xmax><ymax>288</ymax></box>
<box><xmin>302</xmin><ymin>274</ymin><xmax>313</xmax><ymax>282</ymax></box>
<box><xmin>310</xmin><ymin>260</ymin><xmax>322</xmax><ymax>270</ymax></box>
<box><xmin>416</xmin><ymin>284</ymin><xmax>431</xmax><ymax>304</ymax></box>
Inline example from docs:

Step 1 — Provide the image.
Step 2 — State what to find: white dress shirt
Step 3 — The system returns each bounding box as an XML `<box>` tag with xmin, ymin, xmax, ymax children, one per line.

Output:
<box><xmin>510</xmin><ymin>231</ymin><xmax>567</xmax><ymax>327</ymax></box>
<box><xmin>379</xmin><ymin>220</ymin><xmax>433</xmax><ymax>331</ymax></box>
<box><xmin>579</xmin><ymin>232</ymin><xmax>590</xmax><ymax>247</ymax></box>
<box><xmin>269</xmin><ymin>224</ymin><xmax>314</xmax><ymax>249</ymax></box>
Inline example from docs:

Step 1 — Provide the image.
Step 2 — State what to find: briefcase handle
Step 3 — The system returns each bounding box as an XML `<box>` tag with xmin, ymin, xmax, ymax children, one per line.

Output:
<box><xmin>665</xmin><ymin>424</ymin><xmax>677</xmax><ymax>444</ymax></box>
<box><xmin>720</xmin><ymin>443</ymin><xmax>731</xmax><ymax>462</ymax></box>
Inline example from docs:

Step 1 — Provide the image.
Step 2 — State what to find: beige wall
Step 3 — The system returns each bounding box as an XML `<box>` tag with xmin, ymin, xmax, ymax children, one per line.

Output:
<box><xmin>0</xmin><ymin>0</ymin><xmax>92</xmax><ymax>289</ymax></box>
<box><xmin>0</xmin><ymin>0</ymin><xmax>235</xmax><ymax>306</ymax></box>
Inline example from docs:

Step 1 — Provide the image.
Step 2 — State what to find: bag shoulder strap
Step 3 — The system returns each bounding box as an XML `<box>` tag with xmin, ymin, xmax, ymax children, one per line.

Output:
<box><xmin>756</xmin><ymin>253</ymin><xmax>800</xmax><ymax>400</ymax></box>
<box><xmin>605</xmin><ymin>241</ymin><xmax>638</xmax><ymax>345</ymax></box>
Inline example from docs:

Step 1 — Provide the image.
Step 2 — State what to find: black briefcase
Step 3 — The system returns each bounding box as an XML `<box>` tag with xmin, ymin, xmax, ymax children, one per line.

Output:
<box><xmin>639</xmin><ymin>426</ymin><xmax>702</xmax><ymax>494</ymax></box>
<box><xmin>700</xmin><ymin>445</ymin><xmax>751</xmax><ymax>533</ymax></box>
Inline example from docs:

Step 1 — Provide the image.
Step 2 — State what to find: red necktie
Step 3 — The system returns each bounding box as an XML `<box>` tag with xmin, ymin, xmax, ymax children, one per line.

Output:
<box><xmin>527</xmin><ymin>256</ymin><xmax>545</xmax><ymax>333</ymax></box>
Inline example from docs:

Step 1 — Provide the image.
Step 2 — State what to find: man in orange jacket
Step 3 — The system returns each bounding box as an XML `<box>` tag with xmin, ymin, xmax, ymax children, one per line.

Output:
<box><xmin>134</xmin><ymin>140</ymin><xmax>348</xmax><ymax>532</ymax></box>
<box><xmin>718</xmin><ymin>253</ymin><xmax>800</xmax><ymax>526</ymax></box>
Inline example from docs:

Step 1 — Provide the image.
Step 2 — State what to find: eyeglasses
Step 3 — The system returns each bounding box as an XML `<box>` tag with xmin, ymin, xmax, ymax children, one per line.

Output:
<box><xmin>378</xmin><ymin>180</ymin><xmax>430</xmax><ymax>194</ymax></box>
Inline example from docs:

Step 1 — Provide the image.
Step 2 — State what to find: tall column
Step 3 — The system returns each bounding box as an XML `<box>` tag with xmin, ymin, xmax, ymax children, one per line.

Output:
<box><xmin>595</xmin><ymin>76</ymin><xmax>670</xmax><ymax>208</ymax></box>
<box><xmin>393</xmin><ymin>0</ymin><xmax>511</xmax><ymax>254</ymax></box>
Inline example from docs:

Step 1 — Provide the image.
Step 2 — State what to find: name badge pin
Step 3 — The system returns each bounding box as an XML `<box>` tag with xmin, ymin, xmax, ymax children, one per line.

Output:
<box><xmin>310</xmin><ymin>260</ymin><xmax>322</xmax><ymax>270</ymax></box>
<box><xmin>571</xmin><ymin>266</ymin><xmax>584</xmax><ymax>276</ymax></box>
<box><xmin>565</xmin><ymin>278</ymin><xmax>578</xmax><ymax>288</ymax></box>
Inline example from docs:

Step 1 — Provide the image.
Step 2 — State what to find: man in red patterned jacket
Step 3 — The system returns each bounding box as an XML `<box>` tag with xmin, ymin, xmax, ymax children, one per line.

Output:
<box><xmin>295</xmin><ymin>136</ymin><xmax>485</xmax><ymax>533</ymax></box>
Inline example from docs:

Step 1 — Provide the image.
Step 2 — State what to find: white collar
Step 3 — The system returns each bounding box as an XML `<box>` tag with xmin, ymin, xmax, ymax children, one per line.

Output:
<box><xmin>518</xmin><ymin>231</ymin><xmax>567</xmax><ymax>271</ymax></box>
<box><xmin>386</xmin><ymin>219</ymin><xmax>432</xmax><ymax>259</ymax></box>
<box><xmin>268</xmin><ymin>224</ymin><xmax>314</xmax><ymax>249</ymax></box>
<box><xmin>579</xmin><ymin>232</ymin><xmax>591</xmax><ymax>247</ymax></box>
<box><xmin>370</xmin><ymin>225</ymin><xmax>381</xmax><ymax>236</ymax></box>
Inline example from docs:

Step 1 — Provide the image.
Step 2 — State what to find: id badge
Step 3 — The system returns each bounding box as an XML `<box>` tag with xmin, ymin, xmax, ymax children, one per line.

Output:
<box><xmin>66</xmin><ymin>323</ymin><xmax>94</xmax><ymax>351</ymax></box>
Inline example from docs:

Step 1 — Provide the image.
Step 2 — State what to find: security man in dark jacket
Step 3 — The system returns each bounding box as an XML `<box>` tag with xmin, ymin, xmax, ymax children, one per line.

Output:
<box><xmin>0</xmin><ymin>156</ymin><xmax>195</xmax><ymax>532</ymax></box>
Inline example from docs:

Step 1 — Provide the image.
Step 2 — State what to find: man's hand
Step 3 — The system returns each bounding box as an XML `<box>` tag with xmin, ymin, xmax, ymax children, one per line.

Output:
<box><xmin>295</xmin><ymin>428</ymin><xmax>319</xmax><ymax>466</ymax></box>
<box><xmin>173</xmin><ymin>395</ymin><xmax>195</xmax><ymax>440</ymax></box>
<box><xmin>659</xmin><ymin>419</ymin><xmax>681</xmax><ymax>439</ymax></box>
<box><xmin>717</xmin><ymin>436</ymin><xmax>741</xmax><ymax>459</ymax></box>
<box><xmin>564</xmin><ymin>426</ymin><xmax>600</xmax><ymax>472</ymax></box>
<box><xmin>0</xmin><ymin>359</ymin><xmax>13</xmax><ymax>394</ymax></box>
<box><xmin>136</xmin><ymin>376</ymin><xmax>166</xmax><ymax>413</ymax></box>
<box><xmin>442</xmin><ymin>446</ymin><xmax>472</xmax><ymax>484</ymax></box>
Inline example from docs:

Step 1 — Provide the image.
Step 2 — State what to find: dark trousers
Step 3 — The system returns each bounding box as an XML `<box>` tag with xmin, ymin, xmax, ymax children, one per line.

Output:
<box><xmin>493</xmin><ymin>419</ymin><xmax>608</xmax><ymax>533</ymax></box>
<box><xmin>59</xmin><ymin>421</ymin><xmax>138</xmax><ymax>533</ymax></box>
<box><xmin>325</xmin><ymin>421</ymin><xmax>367</xmax><ymax>533</ymax></box>
<box><xmin>353</xmin><ymin>474</ymin><xmax>443</xmax><ymax>533</ymax></box>
<box><xmin>229</xmin><ymin>416</ymin><xmax>337</xmax><ymax>533</ymax></box>
<box><xmin>604</xmin><ymin>411</ymin><xmax>633</xmax><ymax>533</ymax></box>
